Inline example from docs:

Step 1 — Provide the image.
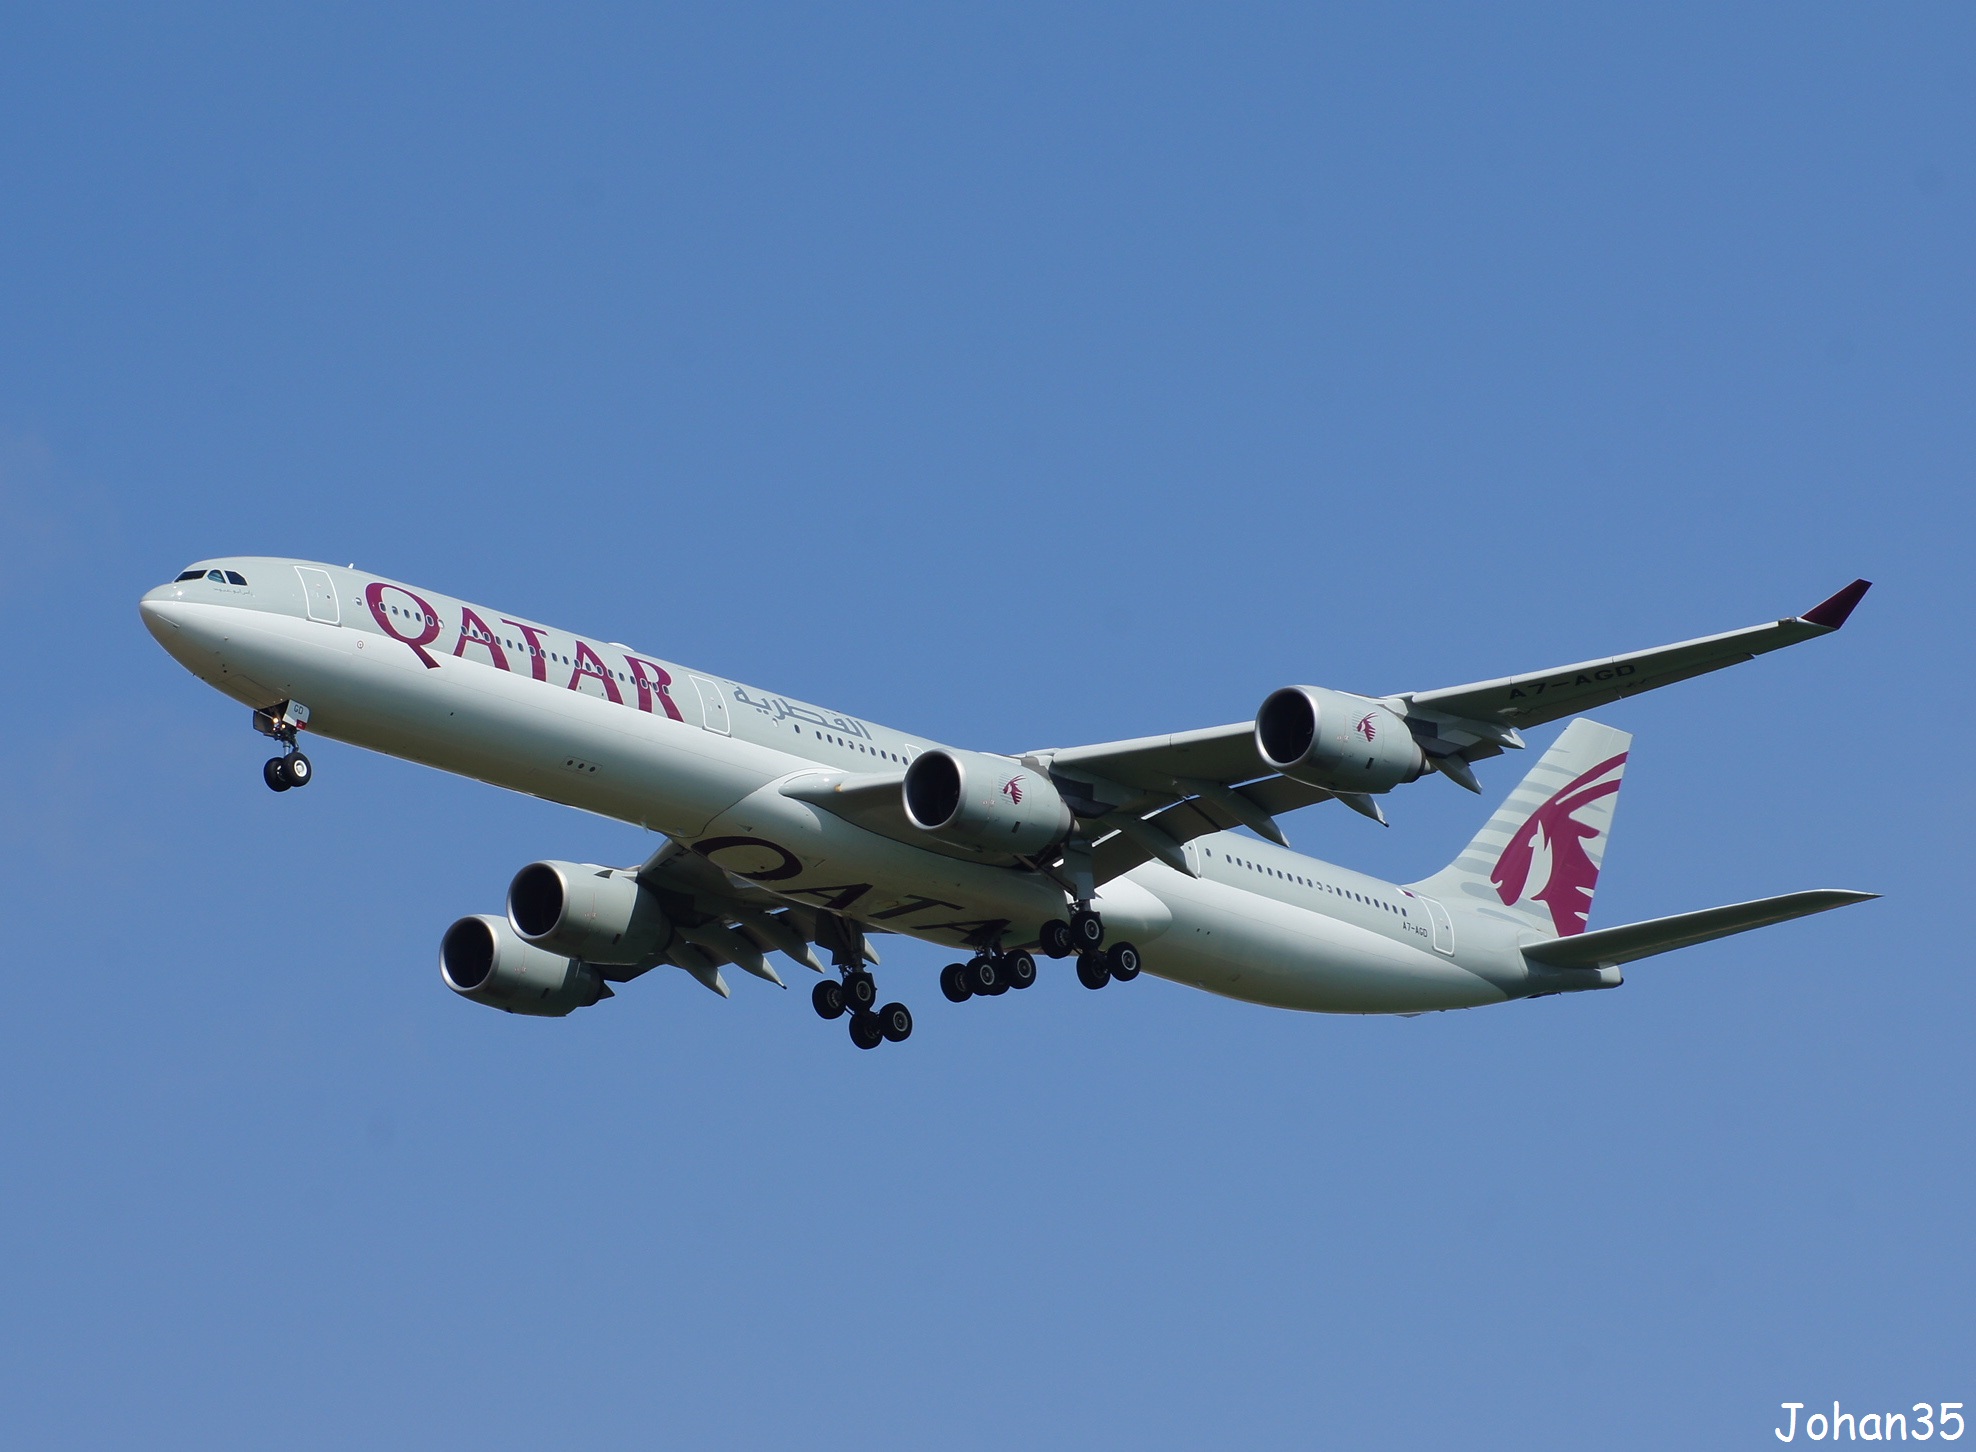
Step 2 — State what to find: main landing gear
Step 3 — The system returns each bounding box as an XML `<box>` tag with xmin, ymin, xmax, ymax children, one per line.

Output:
<box><xmin>939</xmin><ymin>949</ymin><xmax>1039</xmax><ymax>1003</ymax></box>
<box><xmin>811</xmin><ymin>974</ymin><xmax>913</xmax><ymax>1049</ymax></box>
<box><xmin>1076</xmin><ymin>941</ymin><xmax>1142</xmax><ymax>990</ymax></box>
<box><xmin>254</xmin><ymin>701</ymin><xmax>315</xmax><ymax>793</ymax></box>
<box><xmin>1037</xmin><ymin>910</ymin><xmax>1142</xmax><ymax>993</ymax></box>
<box><xmin>808</xmin><ymin>917</ymin><xmax>912</xmax><ymax>1050</ymax></box>
<box><xmin>943</xmin><ymin>932</ymin><xmax>1142</xmax><ymax>1002</ymax></box>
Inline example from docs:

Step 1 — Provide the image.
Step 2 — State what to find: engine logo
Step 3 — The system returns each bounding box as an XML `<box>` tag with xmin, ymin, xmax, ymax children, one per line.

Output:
<box><xmin>1354</xmin><ymin>713</ymin><xmax>1378</xmax><ymax>742</ymax></box>
<box><xmin>1001</xmin><ymin>776</ymin><xmax>1024</xmax><ymax>805</ymax></box>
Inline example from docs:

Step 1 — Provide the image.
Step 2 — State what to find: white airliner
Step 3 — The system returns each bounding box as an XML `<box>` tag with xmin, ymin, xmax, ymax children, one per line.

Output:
<box><xmin>141</xmin><ymin>561</ymin><xmax>1873</xmax><ymax>1048</ymax></box>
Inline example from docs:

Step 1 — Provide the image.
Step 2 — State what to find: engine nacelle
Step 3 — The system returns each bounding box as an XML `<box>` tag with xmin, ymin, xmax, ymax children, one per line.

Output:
<box><xmin>440</xmin><ymin>914</ymin><xmax>607</xmax><ymax>1017</ymax></box>
<box><xmin>903</xmin><ymin>748</ymin><xmax>1073</xmax><ymax>857</ymax></box>
<box><xmin>507</xmin><ymin>860</ymin><xmax>672</xmax><ymax>965</ymax></box>
<box><xmin>1255</xmin><ymin>686</ymin><xmax>1425</xmax><ymax>794</ymax></box>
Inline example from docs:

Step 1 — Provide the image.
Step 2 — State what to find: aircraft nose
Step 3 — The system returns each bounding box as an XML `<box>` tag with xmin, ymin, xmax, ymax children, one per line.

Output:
<box><xmin>139</xmin><ymin>587</ymin><xmax>183</xmax><ymax>642</ymax></box>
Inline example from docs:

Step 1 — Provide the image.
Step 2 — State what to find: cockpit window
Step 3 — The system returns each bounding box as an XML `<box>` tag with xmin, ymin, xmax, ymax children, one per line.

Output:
<box><xmin>224</xmin><ymin>570</ymin><xmax>247</xmax><ymax>585</ymax></box>
<box><xmin>175</xmin><ymin>569</ymin><xmax>206</xmax><ymax>582</ymax></box>
<box><xmin>206</xmin><ymin>569</ymin><xmax>226</xmax><ymax>582</ymax></box>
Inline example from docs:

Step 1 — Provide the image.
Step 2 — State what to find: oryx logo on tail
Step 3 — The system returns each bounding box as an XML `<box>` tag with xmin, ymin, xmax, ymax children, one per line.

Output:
<box><xmin>1491</xmin><ymin>752</ymin><xmax>1627</xmax><ymax>937</ymax></box>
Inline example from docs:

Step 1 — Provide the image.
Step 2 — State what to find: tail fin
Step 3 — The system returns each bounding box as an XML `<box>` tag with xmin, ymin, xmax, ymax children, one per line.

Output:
<box><xmin>1409</xmin><ymin>719</ymin><xmax>1631</xmax><ymax>939</ymax></box>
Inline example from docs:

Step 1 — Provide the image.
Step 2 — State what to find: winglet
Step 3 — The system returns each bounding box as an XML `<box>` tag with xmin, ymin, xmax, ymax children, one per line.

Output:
<box><xmin>1800</xmin><ymin>579</ymin><xmax>1872</xmax><ymax>630</ymax></box>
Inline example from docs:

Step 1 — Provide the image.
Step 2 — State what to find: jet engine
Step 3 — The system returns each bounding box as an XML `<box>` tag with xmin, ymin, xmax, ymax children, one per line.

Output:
<box><xmin>903</xmin><ymin>748</ymin><xmax>1073</xmax><ymax>857</ymax></box>
<box><xmin>507</xmin><ymin>860</ymin><xmax>673</xmax><ymax>965</ymax></box>
<box><xmin>1255</xmin><ymin>686</ymin><xmax>1425</xmax><ymax>794</ymax></box>
<box><xmin>440</xmin><ymin>914</ymin><xmax>608</xmax><ymax>1016</ymax></box>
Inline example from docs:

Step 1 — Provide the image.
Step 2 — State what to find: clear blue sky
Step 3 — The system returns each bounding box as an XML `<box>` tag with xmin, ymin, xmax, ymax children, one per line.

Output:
<box><xmin>1</xmin><ymin>7</ymin><xmax>1968</xmax><ymax>1448</ymax></box>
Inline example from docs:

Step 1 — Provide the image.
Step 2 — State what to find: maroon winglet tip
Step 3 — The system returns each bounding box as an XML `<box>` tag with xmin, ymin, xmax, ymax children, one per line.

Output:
<box><xmin>1801</xmin><ymin>578</ymin><xmax>1871</xmax><ymax>629</ymax></box>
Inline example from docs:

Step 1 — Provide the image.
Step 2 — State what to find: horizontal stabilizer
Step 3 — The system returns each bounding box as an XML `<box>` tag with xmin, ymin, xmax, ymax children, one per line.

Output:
<box><xmin>1521</xmin><ymin>889</ymin><xmax>1876</xmax><ymax>969</ymax></box>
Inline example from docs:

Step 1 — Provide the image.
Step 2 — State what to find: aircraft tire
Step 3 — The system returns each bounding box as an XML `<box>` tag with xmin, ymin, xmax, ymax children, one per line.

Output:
<box><xmin>848</xmin><ymin>1011</ymin><xmax>884</xmax><ymax>1050</ymax></box>
<box><xmin>1004</xmin><ymin>951</ymin><xmax>1037</xmax><ymax>990</ymax></box>
<box><xmin>940</xmin><ymin>964</ymin><xmax>972</xmax><ymax>1002</ymax></box>
<box><xmin>966</xmin><ymin>956</ymin><xmax>1001</xmax><ymax>995</ymax></box>
<box><xmin>1076</xmin><ymin>953</ymin><xmax>1110</xmax><ymax>990</ymax></box>
<box><xmin>1071</xmin><ymin>909</ymin><xmax>1105</xmax><ymax>951</ymax></box>
<box><xmin>845</xmin><ymin>971</ymin><xmax>878</xmax><ymax>1010</ymax></box>
<box><xmin>812</xmin><ymin>979</ymin><xmax>846</xmax><ymax>1020</ymax></box>
<box><xmin>1106</xmin><ymin>942</ymin><xmax>1141</xmax><ymax>981</ymax></box>
<box><xmin>284</xmin><ymin>752</ymin><xmax>313</xmax><ymax>787</ymax></box>
<box><xmin>877</xmin><ymin>1002</ymin><xmax>913</xmax><ymax>1042</ymax></box>
<box><xmin>263</xmin><ymin>757</ymin><xmax>292</xmax><ymax>792</ymax></box>
<box><xmin>1039</xmin><ymin>919</ymin><xmax>1074</xmax><ymax>958</ymax></box>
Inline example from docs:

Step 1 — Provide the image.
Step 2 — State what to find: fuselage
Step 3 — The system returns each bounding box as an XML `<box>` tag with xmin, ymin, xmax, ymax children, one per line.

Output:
<box><xmin>141</xmin><ymin>557</ymin><xmax>1555</xmax><ymax>1014</ymax></box>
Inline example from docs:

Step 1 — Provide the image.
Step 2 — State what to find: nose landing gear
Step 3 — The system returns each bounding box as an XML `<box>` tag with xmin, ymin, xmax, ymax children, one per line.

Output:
<box><xmin>262</xmin><ymin>752</ymin><xmax>314</xmax><ymax>791</ymax></box>
<box><xmin>254</xmin><ymin>701</ymin><xmax>315</xmax><ymax>793</ymax></box>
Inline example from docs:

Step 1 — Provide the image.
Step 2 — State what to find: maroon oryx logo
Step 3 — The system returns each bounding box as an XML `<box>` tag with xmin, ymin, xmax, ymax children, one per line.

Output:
<box><xmin>1490</xmin><ymin>752</ymin><xmax>1627</xmax><ymax>937</ymax></box>
<box><xmin>1001</xmin><ymin>775</ymin><xmax>1025</xmax><ymax>805</ymax></box>
<box><xmin>1354</xmin><ymin>712</ymin><xmax>1378</xmax><ymax>742</ymax></box>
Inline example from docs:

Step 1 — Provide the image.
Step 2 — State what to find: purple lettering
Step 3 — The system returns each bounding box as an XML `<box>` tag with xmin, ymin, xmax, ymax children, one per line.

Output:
<box><xmin>568</xmin><ymin>641</ymin><xmax>624</xmax><ymax>704</ymax></box>
<box><xmin>451</xmin><ymin>605</ymin><xmax>510</xmax><ymax>671</ymax></box>
<box><xmin>625</xmin><ymin>654</ymin><xmax>684</xmax><ymax>721</ymax></box>
<box><xmin>365</xmin><ymin>582</ymin><xmax>442</xmax><ymax>669</ymax></box>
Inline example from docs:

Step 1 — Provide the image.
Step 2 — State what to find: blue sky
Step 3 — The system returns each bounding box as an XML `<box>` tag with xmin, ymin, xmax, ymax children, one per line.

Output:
<box><xmin>1</xmin><ymin>6</ymin><xmax>1969</xmax><ymax>1447</ymax></box>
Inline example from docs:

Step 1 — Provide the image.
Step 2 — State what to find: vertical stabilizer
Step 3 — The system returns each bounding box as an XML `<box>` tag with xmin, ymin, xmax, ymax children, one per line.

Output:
<box><xmin>1409</xmin><ymin>719</ymin><xmax>1631</xmax><ymax>939</ymax></box>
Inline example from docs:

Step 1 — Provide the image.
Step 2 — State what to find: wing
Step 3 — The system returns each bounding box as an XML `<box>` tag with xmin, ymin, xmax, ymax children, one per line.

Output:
<box><xmin>1033</xmin><ymin>578</ymin><xmax>1869</xmax><ymax>795</ymax></box>
<box><xmin>1027</xmin><ymin>580</ymin><xmax>1870</xmax><ymax>885</ymax></box>
<box><xmin>1041</xmin><ymin>722</ymin><xmax>1270</xmax><ymax>797</ymax></box>
<box><xmin>1404</xmin><ymin>579</ymin><xmax>1871</xmax><ymax>731</ymax></box>
<box><xmin>626</xmin><ymin>837</ymin><xmax>879</xmax><ymax>995</ymax></box>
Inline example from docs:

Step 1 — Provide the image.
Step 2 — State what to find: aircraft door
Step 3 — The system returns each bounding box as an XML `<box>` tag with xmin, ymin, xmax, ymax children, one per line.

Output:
<box><xmin>1419</xmin><ymin>896</ymin><xmax>1455</xmax><ymax>954</ymax></box>
<box><xmin>691</xmin><ymin>677</ymin><xmax>731</xmax><ymax>735</ymax></box>
<box><xmin>295</xmin><ymin>566</ymin><xmax>340</xmax><ymax>625</ymax></box>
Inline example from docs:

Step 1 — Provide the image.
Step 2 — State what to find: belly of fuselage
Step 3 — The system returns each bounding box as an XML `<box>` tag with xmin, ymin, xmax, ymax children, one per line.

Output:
<box><xmin>1133</xmin><ymin>870</ymin><xmax>1510</xmax><ymax>1014</ymax></box>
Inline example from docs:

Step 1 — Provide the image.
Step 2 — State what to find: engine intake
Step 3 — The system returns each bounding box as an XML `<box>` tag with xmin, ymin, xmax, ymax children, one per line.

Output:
<box><xmin>1255</xmin><ymin>686</ymin><xmax>1425</xmax><ymax>794</ymax></box>
<box><xmin>440</xmin><ymin>914</ymin><xmax>607</xmax><ymax>1016</ymax></box>
<box><xmin>903</xmin><ymin>748</ymin><xmax>1072</xmax><ymax>858</ymax></box>
<box><xmin>507</xmin><ymin>860</ymin><xmax>672</xmax><ymax>965</ymax></box>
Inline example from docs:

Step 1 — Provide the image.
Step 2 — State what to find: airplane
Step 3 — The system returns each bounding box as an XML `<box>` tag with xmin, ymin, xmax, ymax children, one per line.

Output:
<box><xmin>140</xmin><ymin>561</ymin><xmax>1875</xmax><ymax>1048</ymax></box>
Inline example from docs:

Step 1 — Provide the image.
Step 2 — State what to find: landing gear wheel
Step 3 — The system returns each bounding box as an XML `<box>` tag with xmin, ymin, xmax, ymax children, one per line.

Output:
<box><xmin>1071</xmin><ymin>909</ymin><xmax>1105</xmax><ymax>951</ymax></box>
<box><xmin>1039</xmin><ymin>919</ymin><xmax>1075</xmax><ymax>959</ymax></box>
<box><xmin>284</xmin><ymin>752</ymin><xmax>313</xmax><ymax>787</ymax></box>
<box><xmin>878</xmin><ymin>1002</ymin><xmax>913</xmax><ymax>1042</ymax></box>
<box><xmin>1105</xmin><ymin>942</ymin><xmax>1141</xmax><ymax>981</ymax></box>
<box><xmin>940</xmin><ymin>963</ymin><xmax>972</xmax><ymax>1003</ymax></box>
<box><xmin>263</xmin><ymin>757</ymin><xmax>292</xmax><ymax>792</ymax></box>
<box><xmin>1004</xmin><ymin>950</ymin><xmax>1038</xmax><ymax>990</ymax></box>
<box><xmin>1076</xmin><ymin>952</ymin><xmax>1111</xmax><ymax>990</ymax></box>
<box><xmin>844</xmin><ymin>971</ymin><xmax>878</xmax><ymax>1011</ymax></box>
<box><xmin>848</xmin><ymin>1011</ymin><xmax>884</xmax><ymax>1050</ymax></box>
<box><xmin>966</xmin><ymin>956</ymin><xmax>1002</xmax><ymax>996</ymax></box>
<box><xmin>812</xmin><ymin>979</ymin><xmax>846</xmax><ymax>1020</ymax></box>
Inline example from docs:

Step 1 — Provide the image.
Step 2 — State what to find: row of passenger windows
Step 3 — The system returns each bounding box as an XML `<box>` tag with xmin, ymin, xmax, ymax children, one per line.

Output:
<box><xmin>178</xmin><ymin>568</ymin><xmax>247</xmax><ymax>585</ymax></box>
<box><xmin>1207</xmin><ymin>849</ymin><xmax>1409</xmax><ymax>918</ymax></box>
<box><xmin>806</xmin><ymin>727</ymin><xmax>908</xmax><ymax>764</ymax></box>
<box><xmin>431</xmin><ymin>616</ymin><xmax>644</xmax><ymax>684</ymax></box>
